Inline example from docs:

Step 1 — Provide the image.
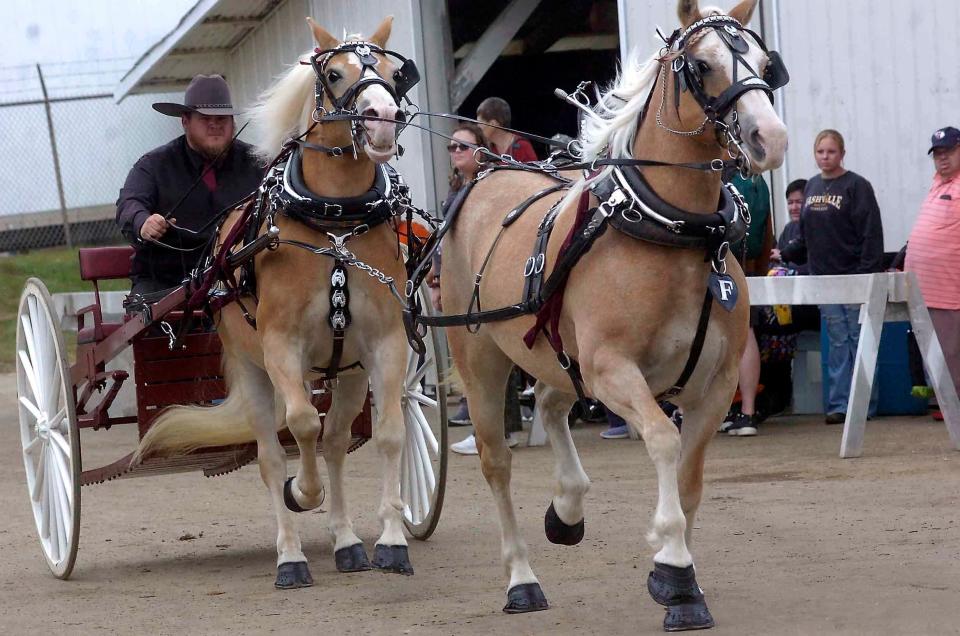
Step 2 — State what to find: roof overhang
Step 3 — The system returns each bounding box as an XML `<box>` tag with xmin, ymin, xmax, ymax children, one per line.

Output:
<box><xmin>114</xmin><ymin>0</ymin><xmax>285</xmax><ymax>102</ymax></box>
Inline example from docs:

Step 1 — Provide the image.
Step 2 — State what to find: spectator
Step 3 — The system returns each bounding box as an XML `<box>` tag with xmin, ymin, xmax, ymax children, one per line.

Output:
<box><xmin>116</xmin><ymin>74</ymin><xmax>262</xmax><ymax>296</ymax></box>
<box><xmin>476</xmin><ymin>97</ymin><xmax>539</xmax><ymax>162</ymax></box>
<box><xmin>904</xmin><ymin>126</ymin><xmax>960</xmax><ymax>402</ymax></box>
<box><xmin>771</xmin><ymin>178</ymin><xmax>808</xmax><ymax>273</ymax></box>
<box><xmin>780</xmin><ymin>129</ymin><xmax>884</xmax><ymax>424</ymax></box>
<box><xmin>720</xmin><ymin>172</ymin><xmax>773</xmax><ymax>437</ymax></box>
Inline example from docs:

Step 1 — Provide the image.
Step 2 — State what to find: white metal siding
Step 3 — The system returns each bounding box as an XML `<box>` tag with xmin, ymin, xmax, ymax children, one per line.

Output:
<box><xmin>777</xmin><ymin>0</ymin><xmax>960</xmax><ymax>249</ymax></box>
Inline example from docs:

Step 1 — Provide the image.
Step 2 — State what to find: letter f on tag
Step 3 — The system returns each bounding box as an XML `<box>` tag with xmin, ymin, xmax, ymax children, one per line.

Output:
<box><xmin>708</xmin><ymin>272</ymin><xmax>739</xmax><ymax>312</ymax></box>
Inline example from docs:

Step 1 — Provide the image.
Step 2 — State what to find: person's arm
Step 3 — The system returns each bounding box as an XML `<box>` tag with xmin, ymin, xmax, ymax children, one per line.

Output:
<box><xmin>116</xmin><ymin>154</ymin><xmax>159</xmax><ymax>244</ymax></box>
<box><xmin>854</xmin><ymin>179</ymin><xmax>885</xmax><ymax>274</ymax></box>
<box><xmin>779</xmin><ymin>215</ymin><xmax>806</xmax><ymax>265</ymax></box>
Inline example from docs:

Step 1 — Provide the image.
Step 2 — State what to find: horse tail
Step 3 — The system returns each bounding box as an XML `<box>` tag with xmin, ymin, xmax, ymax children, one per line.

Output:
<box><xmin>132</xmin><ymin>356</ymin><xmax>264</xmax><ymax>463</ymax></box>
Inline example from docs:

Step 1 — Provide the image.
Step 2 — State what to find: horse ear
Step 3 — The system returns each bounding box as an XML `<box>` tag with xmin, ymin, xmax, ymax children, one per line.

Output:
<box><xmin>369</xmin><ymin>16</ymin><xmax>394</xmax><ymax>48</ymax></box>
<box><xmin>306</xmin><ymin>17</ymin><xmax>339</xmax><ymax>50</ymax></box>
<box><xmin>677</xmin><ymin>0</ymin><xmax>702</xmax><ymax>26</ymax></box>
<box><xmin>728</xmin><ymin>0</ymin><xmax>759</xmax><ymax>25</ymax></box>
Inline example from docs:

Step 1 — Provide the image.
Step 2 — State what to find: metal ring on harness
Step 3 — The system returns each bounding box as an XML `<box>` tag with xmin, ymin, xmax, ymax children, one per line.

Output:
<box><xmin>523</xmin><ymin>256</ymin><xmax>536</xmax><ymax>277</ymax></box>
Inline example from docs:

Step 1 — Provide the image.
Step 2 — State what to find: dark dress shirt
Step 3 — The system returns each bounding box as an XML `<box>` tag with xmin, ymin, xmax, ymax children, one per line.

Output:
<box><xmin>115</xmin><ymin>135</ymin><xmax>263</xmax><ymax>288</ymax></box>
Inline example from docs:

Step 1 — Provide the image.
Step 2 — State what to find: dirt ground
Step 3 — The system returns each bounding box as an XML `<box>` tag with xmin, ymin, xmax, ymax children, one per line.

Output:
<box><xmin>2</xmin><ymin>373</ymin><xmax>959</xmax><ymax>636</ymax></box>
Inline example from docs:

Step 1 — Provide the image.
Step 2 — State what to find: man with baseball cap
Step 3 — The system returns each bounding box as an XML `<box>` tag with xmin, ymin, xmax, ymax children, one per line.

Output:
<box><xmin>904</xmin><ymin>126</ymin><xmax>960</xmax><ymax>403</ymax></box>
<box><xmin>116</xmin><ymin>74</ymin><xmax>263</xmax><ymax>296</ymax></box>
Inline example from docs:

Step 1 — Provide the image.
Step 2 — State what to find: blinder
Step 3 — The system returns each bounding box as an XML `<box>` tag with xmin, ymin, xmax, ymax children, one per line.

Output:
<box><xmin>307</xmin><ymin>40</ymin><xmax>421</xmax><ymax>117</ymax></box>
<box><xmin>670</xmin><ymin>16</ymin><xmax>789</xmax><ymax>121</ymax></box>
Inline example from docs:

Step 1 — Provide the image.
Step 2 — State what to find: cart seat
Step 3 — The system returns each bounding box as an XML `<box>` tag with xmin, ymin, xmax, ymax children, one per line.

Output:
<box><xmin>78</xmin><ymin>246</ymin><xmax>134</xmax><ymax>281</ymax></box>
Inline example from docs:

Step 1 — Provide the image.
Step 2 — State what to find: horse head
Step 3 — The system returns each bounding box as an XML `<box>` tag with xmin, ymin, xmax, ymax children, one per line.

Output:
<box><xmin>667</xmin><ymin>0</ymin><xmax>788</xmax><ymax>173</ymax></box>
<box><xmin>305</xmin><ymin>16</ymin><xmax>414</xmax><ymax>163</ymax></box>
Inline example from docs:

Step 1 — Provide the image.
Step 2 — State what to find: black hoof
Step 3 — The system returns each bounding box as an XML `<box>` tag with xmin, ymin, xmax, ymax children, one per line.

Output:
<box><xmin>647</xmin><ymin>562</ymin><xmax>704</xmax><ymax>607</ymax></box>
<box><xmin>647</xmin><ymin>562</ymin><xmax>713</xmax><ymax>630</ymax></box>
<box><xmin>544</xmin><ymin>501</ymin><xmax>584</xmax><ymax>545</ymax></box>
<box><xmin>372</xmin><ymin>544</ymin><xmax>414</xmax><ymax>575</ymax></box>
<box><xmin>283</xmin><ymin>477</ymin><xmax>308</xmax><ymax>513</ymax></box>
<box><xmin>664</xmin><ymin>602</ymin><xmax>715</xmax><ymax>631</ymax></box>
<box><xmin>274</xmin><ymin>561</ymin><xmax>314</xmax><ymax>589</ymax></box>
<box><xmin>503</xmin><ymin>582</ymin><xmax>549</xmax><ymax>614</ymax></box>
<box><xmin>335</xmin><ymin>543</ymin><xmax>372</xmax><ymax>573</ymax></box>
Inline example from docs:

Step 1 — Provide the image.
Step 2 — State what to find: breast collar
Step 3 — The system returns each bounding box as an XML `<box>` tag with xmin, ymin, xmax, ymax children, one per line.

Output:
<box><xmin>275</xmin><ymin>146</ymin><xmax>406</xmax><ymax>230</ymax></box>
<box><xmin>590</xmin><ymin>165</ymin><xmax>748</xmax><ymax>251</ymax></box>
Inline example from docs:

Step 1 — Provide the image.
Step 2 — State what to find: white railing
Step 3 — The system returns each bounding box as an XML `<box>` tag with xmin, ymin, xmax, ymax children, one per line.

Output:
<box><xmin>529</xmin><ymin>272</ymin><xmax>960</xmax><ymax>458</ymax></box>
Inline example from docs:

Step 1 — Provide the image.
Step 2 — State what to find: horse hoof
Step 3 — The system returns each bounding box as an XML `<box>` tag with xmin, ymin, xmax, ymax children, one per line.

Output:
<box><xmin>663</xmin><ymin>602</ymin><xmax>715</xmax><ymax>631</ymax></box>
<box><xmin>647</xmin><ymin>562</ymin><xmax>704</xmax><ymax>607</ymax></box>
<box><xmin>503</xmin><ymin>582</ymin><xmax>549</xmax><ymax>614</ymax></box>
<box><xmin>283</xmin><ymin>477</ymin><xmax>308</xmax><ymax>513</ymax></box>
<box><xmin>544</xmin><ymin>502</ymin><xmax>584</xmax><ymax>545</ymax></box>
<box><xmin>372</xmin><ymin>544</ymin><xmax>414</xmax><ymax>575</ymax></box>
<box><xmin>274</xmin><ymin>561</ymin><xmax>314</xmax><ymax>589</ymax></box>
<box><xmin>335</xmin><ymin>543</ymin><xmax>372</xmax><ymax>572</ymax></box>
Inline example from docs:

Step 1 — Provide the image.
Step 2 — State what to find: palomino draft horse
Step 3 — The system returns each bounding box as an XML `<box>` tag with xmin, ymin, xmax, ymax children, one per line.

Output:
<box><xmin>435</xmin><ymin>0</ymin><xmax>786</xmax><ymax>629</ymax></box>
<box><xmin>136</xmin><ymin>17</ymin><xmax>421</xmax><ymax>588</ymax></box>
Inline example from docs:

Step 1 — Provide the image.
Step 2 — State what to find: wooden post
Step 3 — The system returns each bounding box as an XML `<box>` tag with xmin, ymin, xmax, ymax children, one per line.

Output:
<box><xmin>36</xmin><ymin>64</ymin><xmax>73</xmax><ymax>249</ymax></box>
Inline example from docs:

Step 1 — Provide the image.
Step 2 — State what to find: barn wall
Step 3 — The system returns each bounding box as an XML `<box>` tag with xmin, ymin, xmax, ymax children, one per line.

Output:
<box><xmin>619</xmin><ymin>0</ymin><xmax>960</xmax><ymax>248</ymax></box>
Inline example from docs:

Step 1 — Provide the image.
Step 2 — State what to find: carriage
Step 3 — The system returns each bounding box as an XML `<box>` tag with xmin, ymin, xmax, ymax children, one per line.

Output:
<box><xmin>15</xmin><ymin>244</ymin><xmax>449</xmax><ymax>579</ymax></box>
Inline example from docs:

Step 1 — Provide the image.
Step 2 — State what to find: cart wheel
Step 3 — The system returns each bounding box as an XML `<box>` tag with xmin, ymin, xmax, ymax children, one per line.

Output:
<box><xmin>16</xmin><ymin>278</ymin><xmax>81</xmax><ymax>579</ymax></box>
<box><xmin>401</xmin><ymin>288</ymin><xmax>448</xmax><ymax>540</ymax></box>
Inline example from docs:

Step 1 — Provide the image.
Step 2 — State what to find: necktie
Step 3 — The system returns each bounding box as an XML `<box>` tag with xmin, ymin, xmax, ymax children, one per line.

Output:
<box><xmin>202</xmin><ymin>163</ymin><xmax>217</xmax><ymax>191</ymax></box>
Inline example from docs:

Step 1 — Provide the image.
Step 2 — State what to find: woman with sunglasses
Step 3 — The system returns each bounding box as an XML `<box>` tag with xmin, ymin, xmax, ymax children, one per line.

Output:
<box><xmin>426</xmin><ymin>124</ymin><xmax>521</xmax><ymax>453</ymax></box>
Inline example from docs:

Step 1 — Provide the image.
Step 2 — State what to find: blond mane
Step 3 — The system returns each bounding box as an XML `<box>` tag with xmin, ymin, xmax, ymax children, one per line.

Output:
<box><xmin>246</xmin><ymin>55</ymin><xmax>316</xmax><ymax>160</ymax></box>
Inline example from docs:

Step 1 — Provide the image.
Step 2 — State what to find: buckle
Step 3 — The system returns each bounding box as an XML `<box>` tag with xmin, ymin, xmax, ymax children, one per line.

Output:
<box><xmin>324</xmin><ymin>202</ymin><xmax>343</xmax><ymax>216</ymax></box>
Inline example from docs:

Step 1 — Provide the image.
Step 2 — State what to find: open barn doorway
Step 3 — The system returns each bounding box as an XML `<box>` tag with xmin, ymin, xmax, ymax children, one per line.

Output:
<box><xmin>448</xmin><ymin>0</ymin><xmax>620</xmax><ymax>158</ymax></box>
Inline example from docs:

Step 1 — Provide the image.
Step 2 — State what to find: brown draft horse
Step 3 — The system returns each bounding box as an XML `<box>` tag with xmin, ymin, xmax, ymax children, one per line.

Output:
<box><xmin>439</xmin><ymin>0</ymin><xmax>786</xmax><ymax>630</ymax></box>
<box><xmin>135</xmin><ymin>17</ymin><xmax>418</xmax><ymax>588</ymax></box>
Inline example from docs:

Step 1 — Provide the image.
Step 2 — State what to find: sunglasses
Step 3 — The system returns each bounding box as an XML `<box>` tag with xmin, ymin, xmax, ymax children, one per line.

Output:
<box><xmin>447</xmin><ymin>142</ymin><xmax>471</xmax><ymax>153</ymax></box>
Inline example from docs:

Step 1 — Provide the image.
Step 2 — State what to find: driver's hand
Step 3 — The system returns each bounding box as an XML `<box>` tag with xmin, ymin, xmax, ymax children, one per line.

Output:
<box><xmin>140</xmin><ymin>213</ymin><xmax>174</xmax><ymax>241</ymax></box>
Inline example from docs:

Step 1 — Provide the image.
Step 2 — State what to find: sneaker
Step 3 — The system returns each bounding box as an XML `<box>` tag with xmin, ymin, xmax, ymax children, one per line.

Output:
<box><xmin>659</xmin><ymin>400</ymin><xmax>682</xmax><ymax>431</ymax></box>
<box><xmin>520</xmin><ymin>405</ymin><xmax>534</xmax><ymax>423</ymax></box>
<box><xmin>449</xmin><ymin>399</ymin><xmax>471</xmax><ymax>426</ymax></box>
<box><xmin>521</xmin><ymin>385</ymin><xmax>535</xmax><ymax>398</ymax></box>
<box><xmin>601</xmin><ymin>424</ymin><xmax>630</xmax><ymax>439</ymax></box>
<box><xmin>932</xmin><ymin>410</ymin><xmax>944</xmax><ymax>421</ymax></box>
<box><xmin>726</xmin><ymin>412</ymin><xmax>758</xmax><ymax>436</ymax></box>
<box><xmin>718</xmin><ymin>406</ymin><xmax>740</xmax><ymax>433</ymax></box>
<box><xmin>450</xmin><ymin>434</ymin><xmax>478</xmax><ymax>455</ymax></box>
<box><xmin>506</xmin><ymin>433</ymin><xmax>520</xmax><ymax>448</ymax></box>
<box><xmin>824</xmin><ymin>412</ymin><xmax>845</xmax><ymax>425</ymax></box>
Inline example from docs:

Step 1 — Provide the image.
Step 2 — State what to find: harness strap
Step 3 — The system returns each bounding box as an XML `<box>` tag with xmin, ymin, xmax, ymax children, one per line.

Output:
<box><xmin>324</xmin><ymin>261</ymin><xmax>351</xmax><ymax>382</ymax></box>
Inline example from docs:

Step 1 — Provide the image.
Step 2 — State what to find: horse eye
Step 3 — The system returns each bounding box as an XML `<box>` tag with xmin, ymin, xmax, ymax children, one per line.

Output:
<box><xmin>327</xmin><ymin>70</ymin><xmax>341</xmax><ymax>83</ymax></box>
<box><xmin>696</xmin><ymin>60</ymin><xmax>711</xmax><ymax>74</ymax></box>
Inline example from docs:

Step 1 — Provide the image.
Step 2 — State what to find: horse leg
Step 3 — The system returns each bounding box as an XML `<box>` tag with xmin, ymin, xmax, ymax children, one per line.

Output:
<box><xmin>222</xmin><ymin>353</ymin><xmax>312</xmax><ymax>589</ymax></box>
<box><xmin>589</xmin><ymin>354</ymin><xmax>713</xmax><ymax>631</ymax></box>
<box><xmin>535</xmin><ymin>383</ymin><xmax>588</xmax><ymax>546</ymax></box>
<box><xmin>367</xmin><ymin>339</ymin><xmax>414</xmax><ymax>575</ymax></box>
<box><xmin>461</xmin><ymin>344</ymin><xmax>548</xmax><ymax>613</ymax></box>
<box><xmin>320</xmin><ymin>373</ymin><xmax>374</xmax><ymax>572</ymax></box>
<box><xmin>262</xmin><ymin>346</ymin><xmax>326</xmax><ymax>513</ymax></box>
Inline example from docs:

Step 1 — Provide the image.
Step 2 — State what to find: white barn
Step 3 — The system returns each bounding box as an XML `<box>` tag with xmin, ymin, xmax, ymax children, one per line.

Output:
<box><xmin>116</xmin><ymin>0</ymin><xmax>960</xmax><ymax>251</ymax></box>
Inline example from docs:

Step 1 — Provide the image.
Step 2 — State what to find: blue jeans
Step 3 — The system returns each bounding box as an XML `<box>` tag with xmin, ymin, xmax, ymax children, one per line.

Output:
<box><xmin>820</xmin><ymin>304</ymin><xmax>878</xmax><ymax>416</ymax></box>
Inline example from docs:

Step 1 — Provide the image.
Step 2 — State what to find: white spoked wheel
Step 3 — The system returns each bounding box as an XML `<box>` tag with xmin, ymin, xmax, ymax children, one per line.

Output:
<box><xmin>401</xmin><ymin>289</ymin><xmax>448</xmax><ymax>540</ymax></box>
<box><xmin>16</xmin><ymin>278</ymin><xmax>81</xmax><ymax>579</ymax></box>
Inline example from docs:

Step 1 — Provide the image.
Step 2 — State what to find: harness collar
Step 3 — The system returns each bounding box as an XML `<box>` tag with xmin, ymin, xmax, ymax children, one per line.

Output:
<box><xmin>275</xmin><ymin>146</ymin><xmax>405</xmax><ymax>230</ymax></box>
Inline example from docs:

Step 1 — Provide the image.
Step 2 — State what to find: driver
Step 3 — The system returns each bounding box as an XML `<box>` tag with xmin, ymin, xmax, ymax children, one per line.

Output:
<box><xmin>115</xmin><ymin>74</ymin><xmax>263</xmax><ymax>296</ymax></box>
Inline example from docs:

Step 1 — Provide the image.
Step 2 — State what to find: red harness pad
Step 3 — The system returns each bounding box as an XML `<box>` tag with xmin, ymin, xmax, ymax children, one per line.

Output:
<box><xmin>522</xmin><ymin>190</ymin><xmax>592</xmax><ymax>351</ymax></box>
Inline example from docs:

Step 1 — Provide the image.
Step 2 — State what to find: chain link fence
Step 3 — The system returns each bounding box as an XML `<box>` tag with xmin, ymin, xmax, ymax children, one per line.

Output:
<box><xmin>0</xmin><ymin>60</ymin><xmax>182</xmax><ymax>252</ymax></box>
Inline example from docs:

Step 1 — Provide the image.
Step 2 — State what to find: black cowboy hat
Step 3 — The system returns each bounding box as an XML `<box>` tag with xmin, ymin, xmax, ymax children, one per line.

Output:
<box><xmin>152</xmin><ymin>74</ymin><xmax>240</xmax><ymax>117</ymax></box>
